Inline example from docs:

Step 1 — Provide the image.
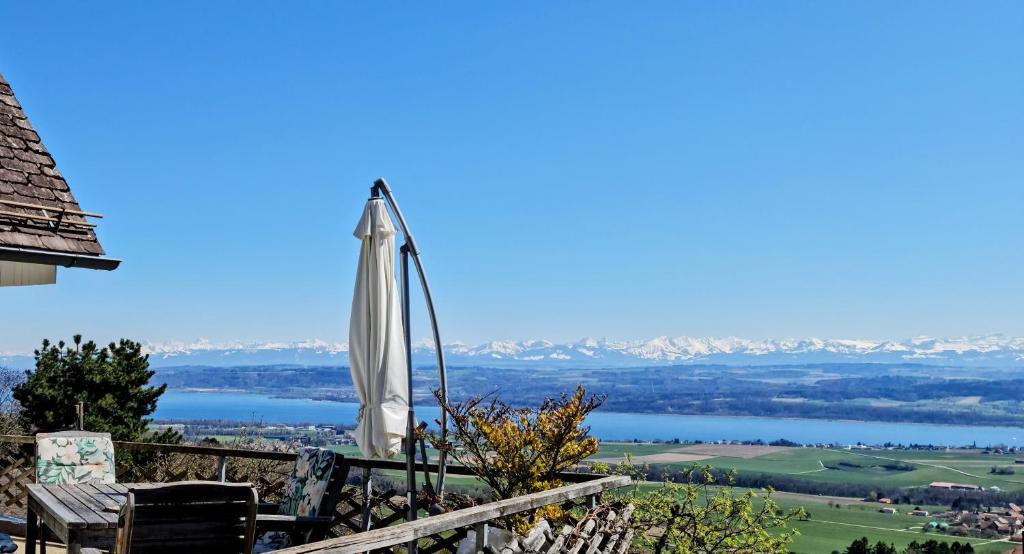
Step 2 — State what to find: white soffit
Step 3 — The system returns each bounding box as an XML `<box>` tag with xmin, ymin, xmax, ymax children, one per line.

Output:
<box><xmin>0</xmin><ymin>261</ymin><xmax>57</xmax><ymax>287</ymax></box>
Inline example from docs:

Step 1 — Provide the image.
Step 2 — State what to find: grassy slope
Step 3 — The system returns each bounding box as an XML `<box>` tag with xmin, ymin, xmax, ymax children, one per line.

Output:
<box><xmin>787</xmin><ymin>519</ymin><xmax>1007</xmax><ymax>554</ymax></box>
<box><xmin>607</xmin><ymin>443</ymin><xmax>1020</xmax><ymax>553</ymax></box>
<box><xmin>590</xmin><ymin>442</ymin><xmax>682</xmax><ymax>459</ymax></box>
<box><xmin>632</xmin><ymin>483</ymin><xmax>1009</xmax><ymax>554</ymax></box>
<box><xmin>773</xmin><ymin>496</ymin><xmax>1009</xmax><ymax>554</ymax></box>
<box><xmin>593</xmin><ymin>443</ymin><xmax>1024</xmax><ymax>493</ymax></box>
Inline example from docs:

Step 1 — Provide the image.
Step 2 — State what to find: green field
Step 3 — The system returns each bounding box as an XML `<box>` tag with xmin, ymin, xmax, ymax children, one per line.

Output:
<box><xmin>326</xmin><ymin>444</ymin><xmax>364</xmax><ymax>457</ymax></box>
<box><xmin>589</xmin><ymin>442</ymin><xmax>682</xmax><ymax>459</ymax></box>
<box><xmin>593</xmin><ymin>442</ymin><xmax>1024</xmax><ymax>493</ymax></box>
<box><xmin>602</xmin><ymin>443</ymin><xmax>1023</xmax><ymax>553</ymax></box>
<box><xmin>771</xmin><ymin>494</ymin><xmax>1009</xmax><ymax>554</ymax></box>
<box><xmin>630</xmin><ymin>483</ymin><xmax>1010</xmax><ymax>554</ymax></box>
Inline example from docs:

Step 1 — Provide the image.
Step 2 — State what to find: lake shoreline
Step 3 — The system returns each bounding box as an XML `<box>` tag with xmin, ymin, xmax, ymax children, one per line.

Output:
<box><xmin>170</xmin><ymin>387</ymin><xmax>1024</xmax><ymax>430</ymax></box>
<box><xmin>155</xmin><ymin>390</ymin><xmax>1022</xmax><ymax>447</ymax></box>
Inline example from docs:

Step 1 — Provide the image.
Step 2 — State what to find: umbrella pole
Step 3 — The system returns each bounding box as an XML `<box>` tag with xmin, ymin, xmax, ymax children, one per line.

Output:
<box><xmin>401</xmin><ymin>244</ymin><xmax>419</xmax><ymax>554</ymax></box>
<box><xmin>372</xmin><ymin>178</ymin><xmax>449</xmax><ymax>497</ymax></box>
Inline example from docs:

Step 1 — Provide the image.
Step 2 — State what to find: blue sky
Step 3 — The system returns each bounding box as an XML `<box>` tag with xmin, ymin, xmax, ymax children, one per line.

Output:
<box><xmin>1</xmin><ymin>2</ymin><xmax>1021</xmax><ymax>353</ymax></box>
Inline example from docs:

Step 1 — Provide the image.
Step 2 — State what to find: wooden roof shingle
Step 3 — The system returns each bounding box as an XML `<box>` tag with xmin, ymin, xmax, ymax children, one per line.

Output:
<box><xmin>0</xmin><ymin>70</ymin><xmax>112</xmax><ymax>264</ymax></box>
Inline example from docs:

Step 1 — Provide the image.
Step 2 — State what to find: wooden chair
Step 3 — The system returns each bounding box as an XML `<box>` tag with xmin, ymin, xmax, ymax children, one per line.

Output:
<box><xmin>254</xmin><ymin>448</ymin><xmax>350</xmax><ymax>551</ymax></box>
<box><xmin>35</xmin><ymin>431</ymin><xmax>116</xmax><ymax>553</ymax></box>
<box><xmin>82</xmin><ymin>481</ymin><xmax>259</xmax><ymax>554</ymax></box>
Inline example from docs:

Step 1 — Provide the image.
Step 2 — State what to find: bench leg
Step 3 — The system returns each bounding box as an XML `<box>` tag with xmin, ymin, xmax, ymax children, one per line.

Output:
<box><xmin>40</xmin><ymin>524</ymin><xmax>47</xmax><ymax>554</ymax></box>
<box><xmin>66</xmin><ymin>529</ymin><xmax>81</xmax><ymax>554</ymax></box>
<box><xmin>26</xmin><ymin>506</ymin><xmax>37</xmax><ymax>554</ymax></box>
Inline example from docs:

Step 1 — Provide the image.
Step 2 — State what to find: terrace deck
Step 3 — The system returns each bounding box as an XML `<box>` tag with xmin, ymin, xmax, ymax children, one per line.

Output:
<box><xmin>0</xmin><ymin>435</ymin><xmax>630</xmax><ymax>553</ymax></box>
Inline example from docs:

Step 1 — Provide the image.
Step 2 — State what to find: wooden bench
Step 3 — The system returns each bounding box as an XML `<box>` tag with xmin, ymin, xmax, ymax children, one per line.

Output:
<box><xmin>72</xmin><ymin>481</ymin><xmax>258</xmax><ymax>554</ymax></box>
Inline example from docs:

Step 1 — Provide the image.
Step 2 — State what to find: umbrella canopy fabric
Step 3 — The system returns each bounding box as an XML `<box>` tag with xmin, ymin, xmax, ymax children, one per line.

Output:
<box><xmin>349</xmin><ymin>198</ymin><xmax>410</xmax><ymax>459</ymax></box>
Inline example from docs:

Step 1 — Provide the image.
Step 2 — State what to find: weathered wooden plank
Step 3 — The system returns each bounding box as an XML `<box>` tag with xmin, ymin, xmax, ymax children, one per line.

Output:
<box><xmin>83</xmin><ymin>483</ymin><xmax>125</xmax><ymax>511</ymax></box>
<box><xmin>28</xmin><ymin>488</ymin><xmax>80</xmax><ymax>545</ymax></box>
<box><xmin>47</xmin><ymin>485</ymin><xmax>108</xmax><ymax>529</ymax></box>
<box><xmin>64</xmin><ymin>484</ymin><xmax>108</xmax><ymax>510</ymax></box>
<box><xmin>29</xmin><ymin>499</ymin><xmax>72</xmax><ymax>545</ymax></box>
<box><xmin>419</xmin><ymin>530</ymin><xmax>465</xmax><ymax>554</ymax></box>
<box><xmin>62</xmin><ymin>485</ymin><xmax>118</xmax><ymax>526</ymax></box>
<box><xmin>544</xmin><ymin>525</ymin><xmax>573</xmax><ymax>553</ymax></box>
<box><xmin>274</xmin><ymin>475</ymin><xmax>630</xmax><ymax>554</ymax></box>
<box><xmin>105</xmin><ymin>483</ymin><xmax>129</xmax><ymax>494</ymax></box>
<box><xmin>27</xmin><ymin>485</ymin><xmax>84</xmax><ymax>529</ymax></box>
<box><xmin>565</xmin><ymin>536</ymin><xmax>587</xmax><ymax>554</ymax></box>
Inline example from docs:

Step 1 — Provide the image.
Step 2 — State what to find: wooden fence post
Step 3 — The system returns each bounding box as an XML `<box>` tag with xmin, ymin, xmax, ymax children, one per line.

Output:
<box><xmin>361</xmin><ymin>466</ymin><xmax>373</xmax><ymax>531</ymax></box>
<box><xmin>474</xmin><ymin>522</ymin><xmax>488</xmax><ymax>554</ymax></box>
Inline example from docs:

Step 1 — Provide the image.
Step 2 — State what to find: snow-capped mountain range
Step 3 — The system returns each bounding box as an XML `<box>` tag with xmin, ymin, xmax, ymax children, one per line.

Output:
<box><xmin>6</xmin><ymin>335</ymin><xmax>1024</xmax><ymax>369</ymax></box>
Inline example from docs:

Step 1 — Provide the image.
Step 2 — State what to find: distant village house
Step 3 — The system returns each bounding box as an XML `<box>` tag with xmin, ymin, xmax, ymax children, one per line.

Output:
<box><xmin>929</xmin><ymin>481</ymin><xmax>982</xmax><ymax>491</ymax></box>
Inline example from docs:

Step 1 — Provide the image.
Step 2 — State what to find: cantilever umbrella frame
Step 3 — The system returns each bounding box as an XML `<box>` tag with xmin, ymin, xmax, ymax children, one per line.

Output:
<box><xmin>368</xmin><ymin>178</ymin><xmax>450</xmax><ymax>534</ymax></box>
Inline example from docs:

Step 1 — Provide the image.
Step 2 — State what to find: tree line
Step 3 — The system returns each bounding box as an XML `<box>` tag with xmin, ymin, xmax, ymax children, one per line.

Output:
<box><xmin>836</xmin><ymin>537</ymin><xmax>975</xmax><ymax>554</ymax></box>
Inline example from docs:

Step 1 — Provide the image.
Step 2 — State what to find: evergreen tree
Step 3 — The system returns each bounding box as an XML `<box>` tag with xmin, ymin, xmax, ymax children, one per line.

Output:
<box><xmin>845</xmin><ymin>537</ymin><xmax>871</xmax><ymax>554</ymax></box>
<box><xmin>14</xmin><ymin>336</ymin><xmax>177</xmax><ymax>442</ymax></box>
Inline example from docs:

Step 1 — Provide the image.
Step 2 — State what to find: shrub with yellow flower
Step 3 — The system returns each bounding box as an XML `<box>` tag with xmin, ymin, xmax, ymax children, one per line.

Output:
<box><xmin>430</xmin><ymin>385</ymin><xmax>603</xmax><ymax>533</ymax></box>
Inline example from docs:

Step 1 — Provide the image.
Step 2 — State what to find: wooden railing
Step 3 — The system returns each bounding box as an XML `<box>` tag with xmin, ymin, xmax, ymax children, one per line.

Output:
<box><xmin>276</xmin><ymin>475</ymin><xmax>630</xmax><ymax>553</ymax></box>
<box><xmin>0</xmin><ymin>435</ymin><xmax>630</xmax><ymax>553</ymax></box>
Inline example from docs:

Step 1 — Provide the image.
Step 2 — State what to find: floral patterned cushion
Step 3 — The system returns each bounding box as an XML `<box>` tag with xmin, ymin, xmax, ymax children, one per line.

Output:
<box><xmin>35</xmin><ymin>432</ymin><xmax>115</xmax><ymax>485</ymax></box>
<box><xmin>278</xmin><ymin>447</ymin><xmax>335</xmax><ymax>517</ymax></box>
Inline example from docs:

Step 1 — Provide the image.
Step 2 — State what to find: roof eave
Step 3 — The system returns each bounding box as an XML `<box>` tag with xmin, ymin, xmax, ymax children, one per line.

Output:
<box><xmin>0</xmin><ymin>246</ymin><xmax>121</xmax><ymax>271</ymax></box>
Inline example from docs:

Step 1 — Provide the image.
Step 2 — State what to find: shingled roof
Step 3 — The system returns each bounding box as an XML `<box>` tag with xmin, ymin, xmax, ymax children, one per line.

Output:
<box><xmin>0</xmin><ymin>71</ymin><xmax>117</xmax><ymax>271</ymax></box>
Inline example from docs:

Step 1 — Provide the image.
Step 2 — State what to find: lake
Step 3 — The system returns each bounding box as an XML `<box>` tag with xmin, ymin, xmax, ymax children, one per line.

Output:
<box><xmin>154</xmin><ymin>391</ymin><xmax>1022</xmax><ymax>447</ymax></box>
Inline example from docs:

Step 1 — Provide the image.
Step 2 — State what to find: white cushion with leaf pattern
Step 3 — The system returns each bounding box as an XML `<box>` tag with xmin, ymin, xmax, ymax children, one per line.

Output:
<box><xmin>35</xmin><ymin>433</ymin><xmax>115</xmax><ymax>485</ymax></box>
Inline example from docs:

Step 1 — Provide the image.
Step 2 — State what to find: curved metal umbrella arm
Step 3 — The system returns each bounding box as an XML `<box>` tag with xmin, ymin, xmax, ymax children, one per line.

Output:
<box><xmin>371</xmin><ymin>178</ymin><xmax>450</xmax><ymax>496</ymax></box>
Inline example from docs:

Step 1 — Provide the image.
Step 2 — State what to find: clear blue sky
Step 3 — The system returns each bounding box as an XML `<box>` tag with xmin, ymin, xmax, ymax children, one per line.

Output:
<box><xmin>1</xmin><ymin>2</ymin><xmax>1021</xmax><ymax>353</ymax></box>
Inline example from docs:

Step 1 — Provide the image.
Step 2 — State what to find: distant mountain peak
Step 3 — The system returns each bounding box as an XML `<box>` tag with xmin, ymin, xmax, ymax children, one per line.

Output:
<box><xmin>5</xmin><ymin>335</ymin><xmax>1024</xmax><ymax>370</ymax></box>
<box><xmin>158</xmin><ymin>334</ymin><xmax>1024</xmax><ymax>368</ymax></box>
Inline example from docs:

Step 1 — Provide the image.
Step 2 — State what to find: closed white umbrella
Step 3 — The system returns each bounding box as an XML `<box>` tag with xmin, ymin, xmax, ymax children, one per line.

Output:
<box><xmin>349</xmin><ymin>197</ymin><xmax>409</xmax><ymax>459</ymax></box>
